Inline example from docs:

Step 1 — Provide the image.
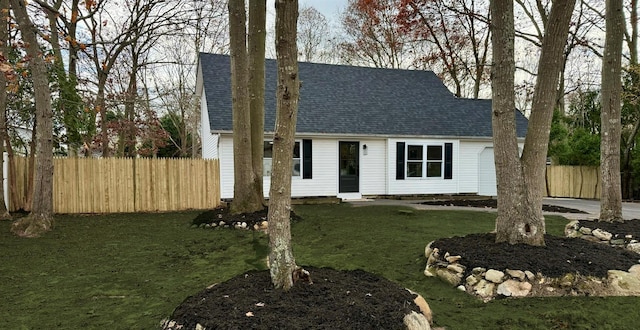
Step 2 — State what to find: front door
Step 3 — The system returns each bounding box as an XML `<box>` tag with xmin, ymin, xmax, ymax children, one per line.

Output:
<box><xmin>339</xmin><ymin>141</ymin><xmax>359</xmax><ymax>193</ymax></box>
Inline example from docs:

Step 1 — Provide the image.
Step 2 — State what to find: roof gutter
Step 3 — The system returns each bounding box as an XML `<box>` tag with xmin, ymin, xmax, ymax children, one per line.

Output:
<box><xmin>210</xmin><ymin>130</ymin><xmax>525</xmax><ymax>142</ymax></box>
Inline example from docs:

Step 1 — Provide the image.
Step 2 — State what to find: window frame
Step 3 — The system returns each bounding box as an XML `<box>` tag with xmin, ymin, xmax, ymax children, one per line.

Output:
<box><xmin>263</xmin><ymin>140</ymin><xmax>302</xmax><ymax>177</ymax></box>
<box><xmin>405</xmin><ymin>143</ymin><xmax>445</xmax><ymax>179</ymax></box>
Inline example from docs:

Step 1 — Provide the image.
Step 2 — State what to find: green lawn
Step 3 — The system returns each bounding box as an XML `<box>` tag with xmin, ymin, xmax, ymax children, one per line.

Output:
<box><xmin>1</xmin><ymin>204</ymin><xmax>638</xmax><ymax>329</ymax></box>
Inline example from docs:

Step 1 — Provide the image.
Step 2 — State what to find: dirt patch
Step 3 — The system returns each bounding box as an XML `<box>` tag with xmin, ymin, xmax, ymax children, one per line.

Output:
<box><xmin>163</xmin><ymin>266</ymin><xmax>422</xmax><ymax>330</ymax></box>
<box><xmin>419</xmin><ymin>199</ymin><xmax>587</xmax><ymax>214</ymax></box>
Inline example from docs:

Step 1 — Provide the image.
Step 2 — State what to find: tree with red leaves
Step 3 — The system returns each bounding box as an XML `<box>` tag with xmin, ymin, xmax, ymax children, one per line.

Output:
<box><xmin>339</xmin><ymin>0</ymin><xmax>411</xmax><ymax>68</ymax></box>
<box><xmin>397</xmin><ymin>0</ymin><xmax>491</xmax><ymax>98</ymax></box>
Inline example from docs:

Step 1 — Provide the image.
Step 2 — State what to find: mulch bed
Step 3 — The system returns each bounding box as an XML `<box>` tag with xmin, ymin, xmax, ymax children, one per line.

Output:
<box><xmin>163</xmin><ymin>266</ymin><xmax>421</xmax><ymax>330</ymax></box>
<box><xmin>171</xmin><ymin>204</ymin><xmax>640</xmax><ymax>329</ymax></box>
<box><xmin>432</xmin><ymin>232</ymin><xmax>640</xmax><ymax>279</ymax></box>
<box><xmin>419</xmin><ymin>199</ymin><xmax>587</xmax><ymax>214</ymax></box>
<box><xmin>192</xmin><ymin>206</ymin><xmax>302</xmax><ymax>229</ymax></box>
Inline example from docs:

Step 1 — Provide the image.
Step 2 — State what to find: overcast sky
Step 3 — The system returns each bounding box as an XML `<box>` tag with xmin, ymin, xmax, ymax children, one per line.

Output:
<box><xmin>266</xmin><ymin>0</ymin><xmax>346</xmax><ymax>25</ymax></box>
<box><xmin>299</xmin><ymin>0</ymin><xmax>345</xmax><ymax>20</ymax></box>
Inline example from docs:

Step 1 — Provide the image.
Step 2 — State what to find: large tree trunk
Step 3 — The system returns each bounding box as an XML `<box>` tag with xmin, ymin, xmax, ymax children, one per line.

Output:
<box><xmin>268</xmin><ymin>0</ymin><xmax>299</xmax><ymax>291</ymax></box>
<box><xmin>490</xmin><ymin>0</ymin><xmax>541</xmax><ymax>246</ymax></box>
<box><xmin>10</xmin><ymin>0</ymin><xmax>54</xmax><ymax>237</ymax></box>
<box><xmin>491</xmin><ymin>0</ymin><xmax>575</xmax><ymax>246</ymax></box>
<box><xmin>519</xmin><ymin>0</ymin><xmax>576</xmax><ymax>231</ymax></box>
<box><xmin>249</xmin><ymin>0</ymin><xmax>267</xmax><ymax>205</ymax></box>
<box><xmin>228</xmin><ymin>0</ymin><xmax>264</xmax><ymax>214</ymax></box>
<box><xmin>599</xmin><ymin>0</ymin><xmax>624</xmax><ymax>222</ymax></box>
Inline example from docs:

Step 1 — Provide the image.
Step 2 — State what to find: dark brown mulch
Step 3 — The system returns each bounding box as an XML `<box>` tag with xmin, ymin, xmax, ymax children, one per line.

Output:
<box><xmin>164</xmin><ymin>266</ymin><xmax>421</xmax><ymax>330</ymax></box>
<box><xmin>432</xmin><ymin>232</ymin><xmax>640</xmax><ymax>279</ymax></box>
<box><xmin>192</xmin><ymin>206</ymin><xmax>302</xmax><ymax>229</ymax></box>
<box><xmin>173</xmin><ymin>205</ymin><xmax>640</xmax><ymax>329</ymax></box>
<box><xmin>578</xmin><ymin>219</ymin><xmax>640</xmax><ymax>238</ymax></box>
<box><xmin>419</xmin><ymin>199</ymin><xmax>587</xmax><ymax>214</ymax></box>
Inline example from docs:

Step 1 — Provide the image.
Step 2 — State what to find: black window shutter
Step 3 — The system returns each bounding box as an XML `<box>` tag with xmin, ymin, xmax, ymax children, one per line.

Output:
<box><xmin>303</xmin><ymin>139</ymin><xmax>312</xmax><ymax>179</ymax></box>
<box><xmin>396</xmin><ymin>142</ymin><xmax>405</xmax><ymax>180</ymax></box>
<box><xmin>444</xmin><ymin>143</ymin><xmax>453</xmax><ymax>179</ymax></box>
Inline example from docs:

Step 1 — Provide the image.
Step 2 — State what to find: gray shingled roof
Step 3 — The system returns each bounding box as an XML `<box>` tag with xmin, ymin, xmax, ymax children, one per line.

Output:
<box><xmin>199</xmin><ymin>53</ymin><xmax>528</xmax><ymax>138</ymax></box>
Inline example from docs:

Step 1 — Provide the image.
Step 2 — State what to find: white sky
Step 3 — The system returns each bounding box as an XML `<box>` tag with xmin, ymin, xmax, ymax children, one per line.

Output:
<box><xmin>266</xmin><ymin>0</ymin><xmax>346</xmax><ymax>24</ymax></box>
<box><xmin>299</xmin><ymin>0</ymin><xmax>345</xmax><ymax>20</ymax></box>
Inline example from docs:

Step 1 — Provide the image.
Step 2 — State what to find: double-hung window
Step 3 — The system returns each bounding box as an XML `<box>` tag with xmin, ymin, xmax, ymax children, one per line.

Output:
<box><xmin>426</xmin><ymin>145</ymin><xmax>443</xmax><ymax>177</ymax></box>
<box><xmin>399</xmin><ymin>142</ymin><xmax>451</xmax><ymax>179</ymax></box>
<box><xmin>263</xmin><ymin>141</ymin><xmax>301</xmax><ymax>177</ymax></box>
<box><xmin>407</xmin><ymin>145</ymin><xmax>424</xmax><ymax>177</ymax></box>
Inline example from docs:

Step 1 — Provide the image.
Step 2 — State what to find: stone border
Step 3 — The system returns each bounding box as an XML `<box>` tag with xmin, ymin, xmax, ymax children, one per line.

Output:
<box><xmin>564</xmin><ymin>220</ymin><xmax>640</xmax><ymax>253</ymax></box>
<box><xmin>424</xmin><ymin>241</ymin><xmax>640</xmax><ymax>301</ymax></box>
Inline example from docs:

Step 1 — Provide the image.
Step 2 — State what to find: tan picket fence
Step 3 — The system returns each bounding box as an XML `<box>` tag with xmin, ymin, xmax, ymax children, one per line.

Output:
<box><xmin>8</xmin><ymin>156</ymin><xmax>220</xmax><ymax>213</ymax></box>
<box><xmin>545</xmin><ymin>165</ymin><xmax>600</xmax><ymax>199</ymax></box>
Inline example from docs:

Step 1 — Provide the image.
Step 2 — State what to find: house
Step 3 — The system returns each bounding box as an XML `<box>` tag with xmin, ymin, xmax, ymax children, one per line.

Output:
<box><xmin>196</xmin><ymin>53</ymin><xmax>528</xmax><ymax>200</ymax></box>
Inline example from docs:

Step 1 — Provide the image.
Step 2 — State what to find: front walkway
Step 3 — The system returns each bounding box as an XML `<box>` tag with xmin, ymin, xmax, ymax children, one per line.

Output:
<box><xmin>347</xmin><ymin>197</ymin><xmax>640</xmax><ymax>220</ymax></box>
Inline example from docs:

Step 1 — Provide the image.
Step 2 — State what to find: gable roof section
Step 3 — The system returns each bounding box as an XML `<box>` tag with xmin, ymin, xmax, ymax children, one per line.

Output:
<box><xmin>199</xmin><ymin>53</ymin><xmax>528</xmax><ymax>138</ymax></box>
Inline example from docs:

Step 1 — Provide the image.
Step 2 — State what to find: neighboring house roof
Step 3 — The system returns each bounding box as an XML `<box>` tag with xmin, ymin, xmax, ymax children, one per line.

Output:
<box><xmin>199</xmin><ymin>53</ymin><xmax>528</xmax><ymax>138</ymax></box>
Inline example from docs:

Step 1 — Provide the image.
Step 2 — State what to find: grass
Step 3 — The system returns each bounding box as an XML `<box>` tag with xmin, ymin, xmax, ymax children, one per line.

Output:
<box><xmin>0</xmin><ymin>204</ymin><xmax>639</xmax><ymax>329</ymax></box>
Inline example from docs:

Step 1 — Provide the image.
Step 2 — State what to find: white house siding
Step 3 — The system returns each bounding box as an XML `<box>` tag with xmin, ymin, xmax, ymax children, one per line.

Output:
<box><xmin>386</xmin><ymin>138</ymin><xmax>460</xmax><ymax>195</ymax></box>
<box><xmin>219</xmin><ymin>136</ymin><xmax>234</xmax><ymax>198</ymax></box>
<box><xmin>359</xmin><ymin>139</ymin><xmax>387</xmax><ymax>195</ymax></box>
<box><xmin>200</xmin><ymin>92</ymin><xmax>219</xmax><ymax>159</ymax></box>
<box><xmin>458</xmin><ymin>141</ymin><xmax>493</xmax><ymax>194</ymax></box>
<box><xmin>268</xmin><ymin>137</ymin><xmax>337</xmax><ymax>198</ymax></box>
<box><xmin>477</xmin><ymin>147</ymin><xmax>497</xmax><ymax>196</ymax></box>
<box><xmin>214</xmin><ymin>134</ymin><xmax>508</xmax><ymax>199</ymax></box>
<box><xmin>460</xmin><ymin>141</ymin><xmax>525</xmax><ymax>196</ymax></box>
<box><xmin>218</xmin><ymin>136</ymin><xmax>339</xmax><ymax>199</ymax></box>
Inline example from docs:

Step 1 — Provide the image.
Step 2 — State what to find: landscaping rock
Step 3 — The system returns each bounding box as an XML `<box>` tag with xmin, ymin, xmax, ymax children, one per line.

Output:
<box><xmin>497</xmin><ymin>280</ymin><xmax>532</xmax><ymax>297</ymax></box>
<box><xmin>446</xmin><ymin>264</ymin><xmax>465</xmax><ymax>274</ymax></box>
<box><xmin>525</xmin><ymin>270</ymin><xmax>536</xmax><ymax>281</ymax></box>
<box><xmin>564</xmin><ymin>220</ymin><xmax>580</xmax><ymax>237</ymax></box>
<box><xmin>564</xmin><ymin>220</ymin><xmax>640</xmax><ymax>253</ymax></box>
<box><xmin>506</xmin><ymin>269</ymin><xmax>525</xmax><ymax>281</ymax></box>
<box><xmin>410</xmin><ymin>292</ymin><xmax>433</xmax><ymax>325</ymax></box>
<box><xmin>593</xmin><ymin>229</ymin><xmax>613</xmax><ymax>241</ymax></box>
<box><xmin>424</xmin><ymin>241</ymin><xmax>434</xmax><ymax>259</ymax></box>
<box><xmin>608</xmin><ymin>270</ymin><xmax>640</xmax><ymax>295</ymax></box>
<box><xmin>579</xmin><ymin>227</ymin><xmax>593</xmax><ymax>235</ymax></box>
<box><xmin>473</xmin><ymin>279</ymin><xmax>495</xmax><ymax>299</ymax></box>
<box><xmin>472</xmin><ymin>267</ymin><xmax>486</xmax><ymax>275</ymax></box>
<box><xmin>627</xmin><ymin>243</ymin><xmax>640</xmax><ymax>254</ymax></box>
<box><xmin>485</xmin><ymin>269</ymin><xmax>505</xmax><ymax>284</ymax></box>
<box><xmin>403</xmin><ymin>311</ymin><xmax>431</xmax><ymax>330</ymax></box>
<box><xmin>466</xmin><ymin>275</ymin><xmax>480</xmax><ymax>286</ymax></box>
<box><xmin>435</xmin><ymin>268</ymin><xmax>461</xmax><ymax>286</ymax></box>
<box><xmin>445</xmin><ymin>255</ymin><xmax>462</xmax><ymax>263</ymax></box>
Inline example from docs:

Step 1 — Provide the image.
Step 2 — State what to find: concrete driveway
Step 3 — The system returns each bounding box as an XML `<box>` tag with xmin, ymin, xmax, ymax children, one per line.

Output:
<box><xmin>543</xmin><ymin>197</ymin><xmax>640</xmax><ymax>220</ymax></box>
<box><xmin>349</xmin><ymin>197</ymin><xmax>640</xmax><ymax>220</ymax></box>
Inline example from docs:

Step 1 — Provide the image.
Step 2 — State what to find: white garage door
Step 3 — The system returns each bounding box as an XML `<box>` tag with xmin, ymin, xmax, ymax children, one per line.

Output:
<box><xmin>478</xmin><ymin>147</ymin><xmax>497</xmax><ymax>196</ymax></box>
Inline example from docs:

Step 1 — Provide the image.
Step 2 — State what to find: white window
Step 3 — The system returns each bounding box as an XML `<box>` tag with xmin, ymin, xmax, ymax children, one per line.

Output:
<box><xmin>263</xmin><ymin>141</ymin><xmax>301</xmax><ymax>177</ymax></box>
<box><xmin>406</xmin><ymin>144</ymin><xmax>444</xmax><ymax>178</ymax></box>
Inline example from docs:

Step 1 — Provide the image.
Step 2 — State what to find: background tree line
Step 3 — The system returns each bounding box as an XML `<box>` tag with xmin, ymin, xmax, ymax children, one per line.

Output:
<box><xmin>0</xmin><ymin>0</ymin><xmax>635</xmax><ymax>230</ymax></box>
<box><xmin>1</xmin><ymin>0</ymin><xmax>633</xmax><ymax>160</ymax></box>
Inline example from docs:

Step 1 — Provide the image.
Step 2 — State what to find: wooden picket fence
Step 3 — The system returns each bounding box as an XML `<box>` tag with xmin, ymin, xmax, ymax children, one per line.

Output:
<box><xmin>545</xmin><ymin>165</ymin><xmax>600</xmax><ymax>199</ymax></box>
<box><xmin>8</xmin><ymin>156</ymin><xmax>220</xmax><ymax>213</ymax></box>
